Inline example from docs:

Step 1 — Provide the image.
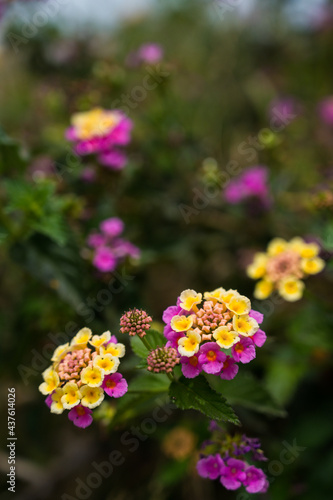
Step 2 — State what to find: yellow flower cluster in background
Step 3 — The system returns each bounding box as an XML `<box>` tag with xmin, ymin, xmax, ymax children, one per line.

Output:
<box><xmin>247</xmin><ymin>237</ymin><xmax>325</xmax><ymax>302</ymax></box>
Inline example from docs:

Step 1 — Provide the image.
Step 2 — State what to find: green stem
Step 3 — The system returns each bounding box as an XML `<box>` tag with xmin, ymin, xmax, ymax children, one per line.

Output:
<box><xmin>139</xmin><ymin>335</ymin><xmax>153</xmax><ymax>351</ymax></box>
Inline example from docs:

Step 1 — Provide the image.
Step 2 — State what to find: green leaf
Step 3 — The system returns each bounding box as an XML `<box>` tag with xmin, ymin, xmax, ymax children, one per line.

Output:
<box><xmin>208</xmin><ymin>372</ymin><xmax>286</xmax><ymax>418</ymax></box>
<box><xmin>130</xmin><ymin>335</ymin><xmax>148</xmax><ymax>359</ymax></box>
<box><xmin>130</xmin><ymin>329</ymin><xmax>166</xmax><ymax>360</ymax></box>
<box><xmin>128</xmin><ymin>372</ymin><xmax>170</xmax><ymax>393</ymax></box>
<box><xmin>169</xmin><ymin>375</ymin><xmax>240</xmax><ymax>425</ymax></box>
<box><xmin>0</xmin><ymin>128</ymin><xmax>27</xmax><ymax>172</ymax></box>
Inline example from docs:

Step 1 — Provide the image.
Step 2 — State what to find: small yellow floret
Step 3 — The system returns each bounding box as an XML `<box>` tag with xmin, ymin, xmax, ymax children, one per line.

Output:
<box><xmin>254</xmin><ymin>279</ymin><xmax>273</xmax><ymax>300</ymax></box>
<box><xmin>213</xmin><ymin>326</ymin><xmax>240</xmax><ymax>348</ymax></box>
<box><xmin>80</xmin><ymin>385</ymin><xmax>104</xmax><ymax>409</ymax></box>
<box><xmin>179</xmin><ymin>290</ymin><xmax>202</xmax><ymax>311</ymax></box>
<box><xmin>171</xmin><ymin>315</ymin><xmax>194</xmax><ymax>332</ymax></box>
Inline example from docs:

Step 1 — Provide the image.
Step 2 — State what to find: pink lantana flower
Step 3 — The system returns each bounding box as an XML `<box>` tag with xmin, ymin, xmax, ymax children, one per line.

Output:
<box><xmin>243</xmin><ymin>465</ymin><xmax>267</xmax><ymax>493</ymax></box>
<box><xmin>318</xmin><ymin>96</ymin><xmax>333</xmax><ymax>126</ymax></box>
<box><xmin>219</xmin><ymin>355</ymin><xmax>239</xmax><ymax>380</ymax></box>
<box><xmin>220</xmin><ymin>458</ymin><xmax>246</xmax><ymax>490</ymax></box>
<box><xmin>102</xmin><ymin>373</ymin><xmax>128</xmax><ymax>398</ymax></box>
<box><xmin>87</xmin><ymin>233</ymin><xmax>107</xmax><ymax>248</ymax></box>
<box><xmin>197</xmin><ymin>454</ymin><xmax>224</xmax><ymax>480</ymax></box>
<box><xmin>249</xmin><ymin>309</ymin><xmax>264</xmax><ymax>324</ymax></box>
<box><xmin>100</xmin><ymin>217</ymin><xmax>124</xmax><ymax>238</ymax></box>
<box><xmin>68</xmin><ymin>405</ymin><xmax>93</xmax><ymax>428</ymax></box>
<box><xmin>198</xmin><ymin>342</ymin><xmax>226</xmax><ymax>374</ymax></box>
<box><xmin>180</xmin><ymin>354</ymin><xmax>202</xmax><ymax>378</ymax></box>
<box><xmin>93</xmin><ymin>247</ymin><xmax>117</xmax><ymax>272</ymax></box>
<box><xmin>232</xmin><ymin>337</ymin><xmax>256</xmax><ymax>364</ymax></box>
<box><xmin>251</xmin><ymin>328</ymin><xmax>267</xmax><ymax>347</ymax></box>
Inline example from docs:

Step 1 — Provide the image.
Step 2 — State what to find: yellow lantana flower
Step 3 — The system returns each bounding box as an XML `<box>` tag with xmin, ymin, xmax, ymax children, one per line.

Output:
<box><xmin>299</xmin><ymin>242</ymin><xmax>320</xmax><ymax>259</ymax></box>
<box><xmin>233</xmin><ymin>315</ymin><xmax>259</xmax><ymax>337</ymax></box>
<box><xmin>61</xmin><ymin>382</ymin><xmax>82</xmax><ymax>409</ymax></box>
<box><xmin>51</xmin><ymin>343</ymin><xmax>69</xmax><ymax>362</ymax></box>
<box><xmin>100</xmin><ymin>343</ymin><xmax>125</xmax><ymax>358</ymax></box>
<box><xmin>170</xmin><ymin>315</ymin><xmax>194</xmax><ymax>332</ymax></box>
<box><xmin>254</xmin><ymin>279</ymin><xmax>273</xmax><ymax>300</ymax></box>
<box><xmin>221</xmin><ymin>289</ymin><xmax>239</xmax><ymax>306</ymax></box>
<box><xmin>38</xmin><ymin>368</ymin><xmax>60</xmax><ymax>395</ymax></box>
<box><xmin>80</xmin><ymin>385</ymin><xmax>104</xmax><ymax>409</ymax></box>
<box><xmin>301</xmin><ymin>257</ymin><xmax>325</xmax><ymax>275</ymax></box>
<box><xmin>267</xmin><ymin>238</ymin><xmax>288</xmax><ymax>256</ymax></box>
<box><xmin>50</xmin><ymin>388</ymin><xmax>64</xmax><ymax>414</ymax></box>
<box><xmin>178</xmin><ymin>330</ymin><xmax>201</xmax><ymax>357</ymax></box>
<box><xmin>80</xmin><ymin>366</ymin><xmax>104</xmax><ymax>387</ymax></box>
<box><xmin>278</xmin><ymin>278</ymin><xmax>304</xmax><ymax>302</ymax></box>
<box><xmin>246</xmin><ymin>253</ymin><xmax>268</xmax><ymax>280</ymax></box>
<box><xmin>203</xmin><ymin>287</ymin><xmax>226</xmax><ymax>303</ymax></box>
<box><xmin>179</xmin><ymin>290</ymin><xmax>203</xmax><ymax>311</ymax></box>
<box><xmin>89</xmin><ymin>331</ymin><xmax>111</xmax><ymax>349</ymax></box>
<box><xmin>71</xmin><ymin>327</ymin><xmax>92</xmax><ymax>346</ymax></box>
<box><xmin>93</xmin><ymin>354</ymin><xmax>119</xmax><ymax>375</ymax></box>
<box><xmin>72</xmin><ymin>108</ymin><xmax>119</xmax><ymax>140</ymax></box>
<box><xmin>213</xmin><ymin>326</ymin><xmax>239</xmax><ymax>348</ymax></box>
<box><xmin>228</xmin><ymin>295</ymin><xmax>251</xmax><ymax>316</ymax></box>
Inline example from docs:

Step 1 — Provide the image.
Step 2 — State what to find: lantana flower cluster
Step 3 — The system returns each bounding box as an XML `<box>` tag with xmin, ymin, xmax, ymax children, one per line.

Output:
<box><xmin>163</xmin><ymin>288</ymin><xmax>266</xmax><ymax>380</ymax></box>
<box><xmin>66</xmin><ymin>107</ymin><xmax>132</xmax><ymax>170</ymax></box>
<box><xmin>197</xmin><ymin>423</ymin><xmax>268</xmax><ymax>494</ymax></box>
<box><xmin>247</xmin><ymin>237</ymin><xmax>325</xmax><ymax>302</ymax></box>
<box><xmin>39</xmin><ymin>328</ymin><xmax>128</xmax><ymax>428</ymax></box>
<box><xmin>224</xmin><ymin>166</ymin><xmax>271</xmax><ymax>208</ymax></box>
<box><xmin>87</xmin><ymin>217</ymin><xmax>140</xmax><ymax>273</ymax></box>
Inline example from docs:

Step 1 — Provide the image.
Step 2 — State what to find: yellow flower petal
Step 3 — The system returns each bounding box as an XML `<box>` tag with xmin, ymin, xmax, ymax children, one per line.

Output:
<box><xmin>278</xmin><ymin>278</ymin><xmax>304</xmax><ymax>302</ymax></box>
<box><xmin>254</xmin><ymin>279</ymin><xmax>273</xmax><ymax>300</ymax></box>
<box><xmin>61</xmin><ymin>382</ymin><xmax>82</xmax><ymax>409</ymax></box>
<box><xmin>179</xmin><ymin>290</ymin><xmax>202</xmax><ymax>311</ymax></box>
<box><xmin>300</xmin><ymin>243</ymin><xmax>320</xmax><ymax>259</ymax></box>
<box><xmin>51</xmin><ymin>343</ymin><xmax>69</xmax><ymax>362</ymax></box>
<box><xmin>178</xmin><ymin>330</ymin><xmax>201</xmax><ymax>357</ymax></box>
<box><xmin>232</xmin><ymin>315</ymin><xmax>259</xmax><ymax>337</ymax></box>
<box><xmin>80</xmin><ymin>385</ymin><xmax>104</xmax><ymax>409</ymax></box>
<box><xmin>71</xmin><ymin>327</ymin><xmax>92</xmax><ymax>346</ymax></box>
<box><xmin>89</xmin><ymin>331</ymin><xmax>111</xmax><ymax>348</ymax></box>
<box><xmin>50</xmin><ymin>388</ymin><xmax>64</xmax><ymax>414</ymax></box>
<box><xmin>80</xmin><ymin>366</ymin><xmax>104</xmax><ymax>387</ymax></box>
<box><xmin>213</xmin><ymin>326</ymin><xmax>240</xmax><ymax>348</ymax></box>
<box><xmin>301</xmin><ymin>257</ymin><xmax>325</xmax><ymax>275</ymax></box>
<box><xmin>93</xmin><ymin>354</ymin><xmax>119</xmax><ymax>375</ymax></box>
<box><xmin>204</xmin><ymin>287</ymin><xmax>226</xmax><ymax>302</ymax></box>
<box><xmin>170</xmin><ymin>315</ymin><xmax>194</xmax><ymax>332</ymax></box>
<box><xmin>100</xmin><ymin>343</ymin><xmax>125</xmax><ymax>358</ymax></box>
<box><xmin>267</xmin><ymin>238</ymin><xmax>288</xmax><ymax>256</ymax></box>
<box><xmin>228</xmin><ymin>295</ymin><xmax>251</xmax><ymax>316</ymax></box>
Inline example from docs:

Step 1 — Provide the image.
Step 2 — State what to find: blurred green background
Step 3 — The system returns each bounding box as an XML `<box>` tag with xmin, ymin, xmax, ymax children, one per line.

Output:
<box><xmin>0</xmin><ymin>0</ymin><xmax>333</xmax><ymax>499</ymax></box>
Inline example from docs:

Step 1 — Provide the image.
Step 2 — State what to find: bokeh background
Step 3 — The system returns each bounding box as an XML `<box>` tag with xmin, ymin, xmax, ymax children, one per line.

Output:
<box><xmin>1</xmin><ymin>0</ymin><xmax>333</xmax><ymax>499</ymax></box>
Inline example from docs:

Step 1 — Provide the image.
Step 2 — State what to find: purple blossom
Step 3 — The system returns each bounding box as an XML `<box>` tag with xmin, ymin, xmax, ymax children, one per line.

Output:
<box><xmin>224</xmin><ymin>166</ymin><xmax>270</xmax><ymax>207</ymax></box>
<box><xmin>87</xmin><ymin>232</ymin><xmax>107</xmax><ymax>248</ymax></box>
<box><xmin>93</xmin><ymin>247</ymin><xmax>117</xmax><ymax>272</ymax></box>
<box><xmin>165</xmin><ymin>330</ymin><xmax>185</xmax><ymax>349</ymax></box>
<box><xmin>318</xmin><ymin>96</ymin><xmax>333</xmax><ymax>126</ymax></box>
<box><xmin>220</xmin><ymin>458</ymin><xmax>246</xmax><ymax>490</ymax></box>
<box><xmin>243</xmin><ymin>465</ymin><xmax>267</xmax><ymax>493</ymax></box>
<box><xmin>68</xmin><ymin>405</ymin><xmax>93</xmax><ymax>428</ymax></box>
<box><xmin>100</xmin><ymin>217</ymin><xmax>124</xmax><ymax>238</ymax></box>
<box><xmin>251</xmin><ymin>329</ymin><xmax>267</xmax><ymax>347</ymax></box>
<box><xmin>102</xmin><ymin>373</ymin><xmax>128</xmax><ymax>398</ymax></box>
<box><xmin>197</xmin><ymin>454</ymin><xmax>224</xmax><ymax>480</ymax></box>
<box><xmin>180</xmin><ymin>354</ymin><xmax>202</xmax><ymax>378</ymax></box>
<box><xmin>162</xmin><ymin>305</ymin><xmax>183</xmax><ymax>324</ymax></box>
<box><xmin>269</xmin><ymin>96</ymin><xmax>300</xmax><ymax>128</ymax></box>
<box><xmin>99</xmin><ymin>150</ymin><xmax>127</xmax><ymax>170</ymax></box>
<box><xmin>198</xmin><ymin>343</ymin><xmax>226</xmax><ymax>374</ymax></box>
<box><xmin>232</xmin><ymin>337</ymin><xmax>256</xmax><ymax>364</ymax></box>
<box><xmin>45</xmin><ymin>394</ymin><xmax>53</xmax><ymax>408</ymax></box>
<box><xmin>219</xmin><ymin>355</ymin><xmax>239</xmax><ymax>380</ymax></box>
<box><xmin>249</xmin><ymin>309</ymin><xmax>264</xmax><ymax>324</ymax></box>
<box><xmin>80</xmin><ymin>166</ymin><xmax>96</xmax><ymax>183</ymax></box>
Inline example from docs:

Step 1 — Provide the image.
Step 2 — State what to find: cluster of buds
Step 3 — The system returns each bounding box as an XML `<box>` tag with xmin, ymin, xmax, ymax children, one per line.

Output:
<box><xmin>120</xmin><ymin>308</ymin><xmax>152</xmax><ymax>338</ymax></box>
<box><xmin>197</xmin><ymin>423</ymin><xmax>268</xmax><ymax>494</ymax></box>
<box><xmin>147</xmin><ymin>347</ymin><xmax>180</xmax><ymax>373</ymax></box>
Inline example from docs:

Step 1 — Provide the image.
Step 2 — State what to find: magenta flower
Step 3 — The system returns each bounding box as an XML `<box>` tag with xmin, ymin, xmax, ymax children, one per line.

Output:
<box><xmin>138</xmin><ymin>43</ymin><xmax>163</xmax><ymax>64</ymax></box>
<box><xmin>165</xmin><ymin>330</ymin><xmax>185</xmax><ymax>349</ymax></box>
<box><xmin>93</xmin><ymin>247</ymin><xmax>117</xmax><ymax>272</ymax></box>
<box><xmin>100</xmin><ymin>217</ymin><xmax>124</xmax><ymax>238</ymax></box>
<box><xmin>220</xmin><ymin>458</ymin><xmax>246</xmax><ymax>490</ymax></box>
<box><xmin>269</xmin><ymin>97</ymin><xmax>299</xmax><ymax>128</ymax></box>
<box><xmin>162</xmin><ymin>305</ymin><xmax>183</xmax><ymax>324</ymax></box>
<box><xmin>243</xmin><ymin>465</ymin><xmax>267</xmax><ymax>493</ymax></box>
<box><xmin>45</xmin><ymin>393</ymin><xmax>53</xmax><ymax>408</ymax></box>
<box><xmin>68</xmin><ymin>405</ymin><xmax>93</xmax><ymax>429</ymax></box>
<box><xmin>318</xmin><ymin>96</ymin><xmax>333</xmax><ymax>126</ymax></box>
<box><xmin>180</xmin><ymin>354</ymin><xmax>202</xmax><ymax>378</ymax></box>
<box><xmin>251</xmin><ymin>329</ymin><xmax>267</xmax><ymax>347</ymax></box>
<box><xmin>232</xmin><ymin>337</ymin><xmax>256</xmax><ymax>364</ymax></box>
<box><xmin>249</xmin><ymin>309</ymin><xmax>264</xmax><ymax>324</ymax></box>
<box><xmin>87</xmin><ymin>232</ymin><xmax>107</xmax><ymax>248</ymax></box>
<box><xmin>219</xmin><ymin>355</ymin><xmax>239</xmax><ymax>380</ymax></box>
<box><xmin>224</xmin><ymin>166</ymin><xmax>270</xmax><ymax>207</ymax></box>
<box><xmin>102</xmin><ymin>373</ymin><xmax>128</xmax><ymax>398</ymax></box>
<box><xmin>80</xmin><ymin>166</ymin><xmax>96</xmax><ymax>183</ymax></box>
<box><xmin>198</xmin><ymin>343</ymin><xmax>226</xmax><ymax>374</ymax></box>
<box><xmin>65</xmin><ymin>108</ymin><xmax>132</xmax><ymax>171</ymax></box>
<box><xmin>197</xmin><ymin>454</ymin><xmax>224</xmax><ymax>480</ymax></box>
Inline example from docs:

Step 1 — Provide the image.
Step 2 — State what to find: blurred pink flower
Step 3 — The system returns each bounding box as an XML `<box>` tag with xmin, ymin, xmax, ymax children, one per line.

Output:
<box><xmin>318</xmin><ymin>97</ymin><xmax>333</xmax><ymax>126</ymax></box>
